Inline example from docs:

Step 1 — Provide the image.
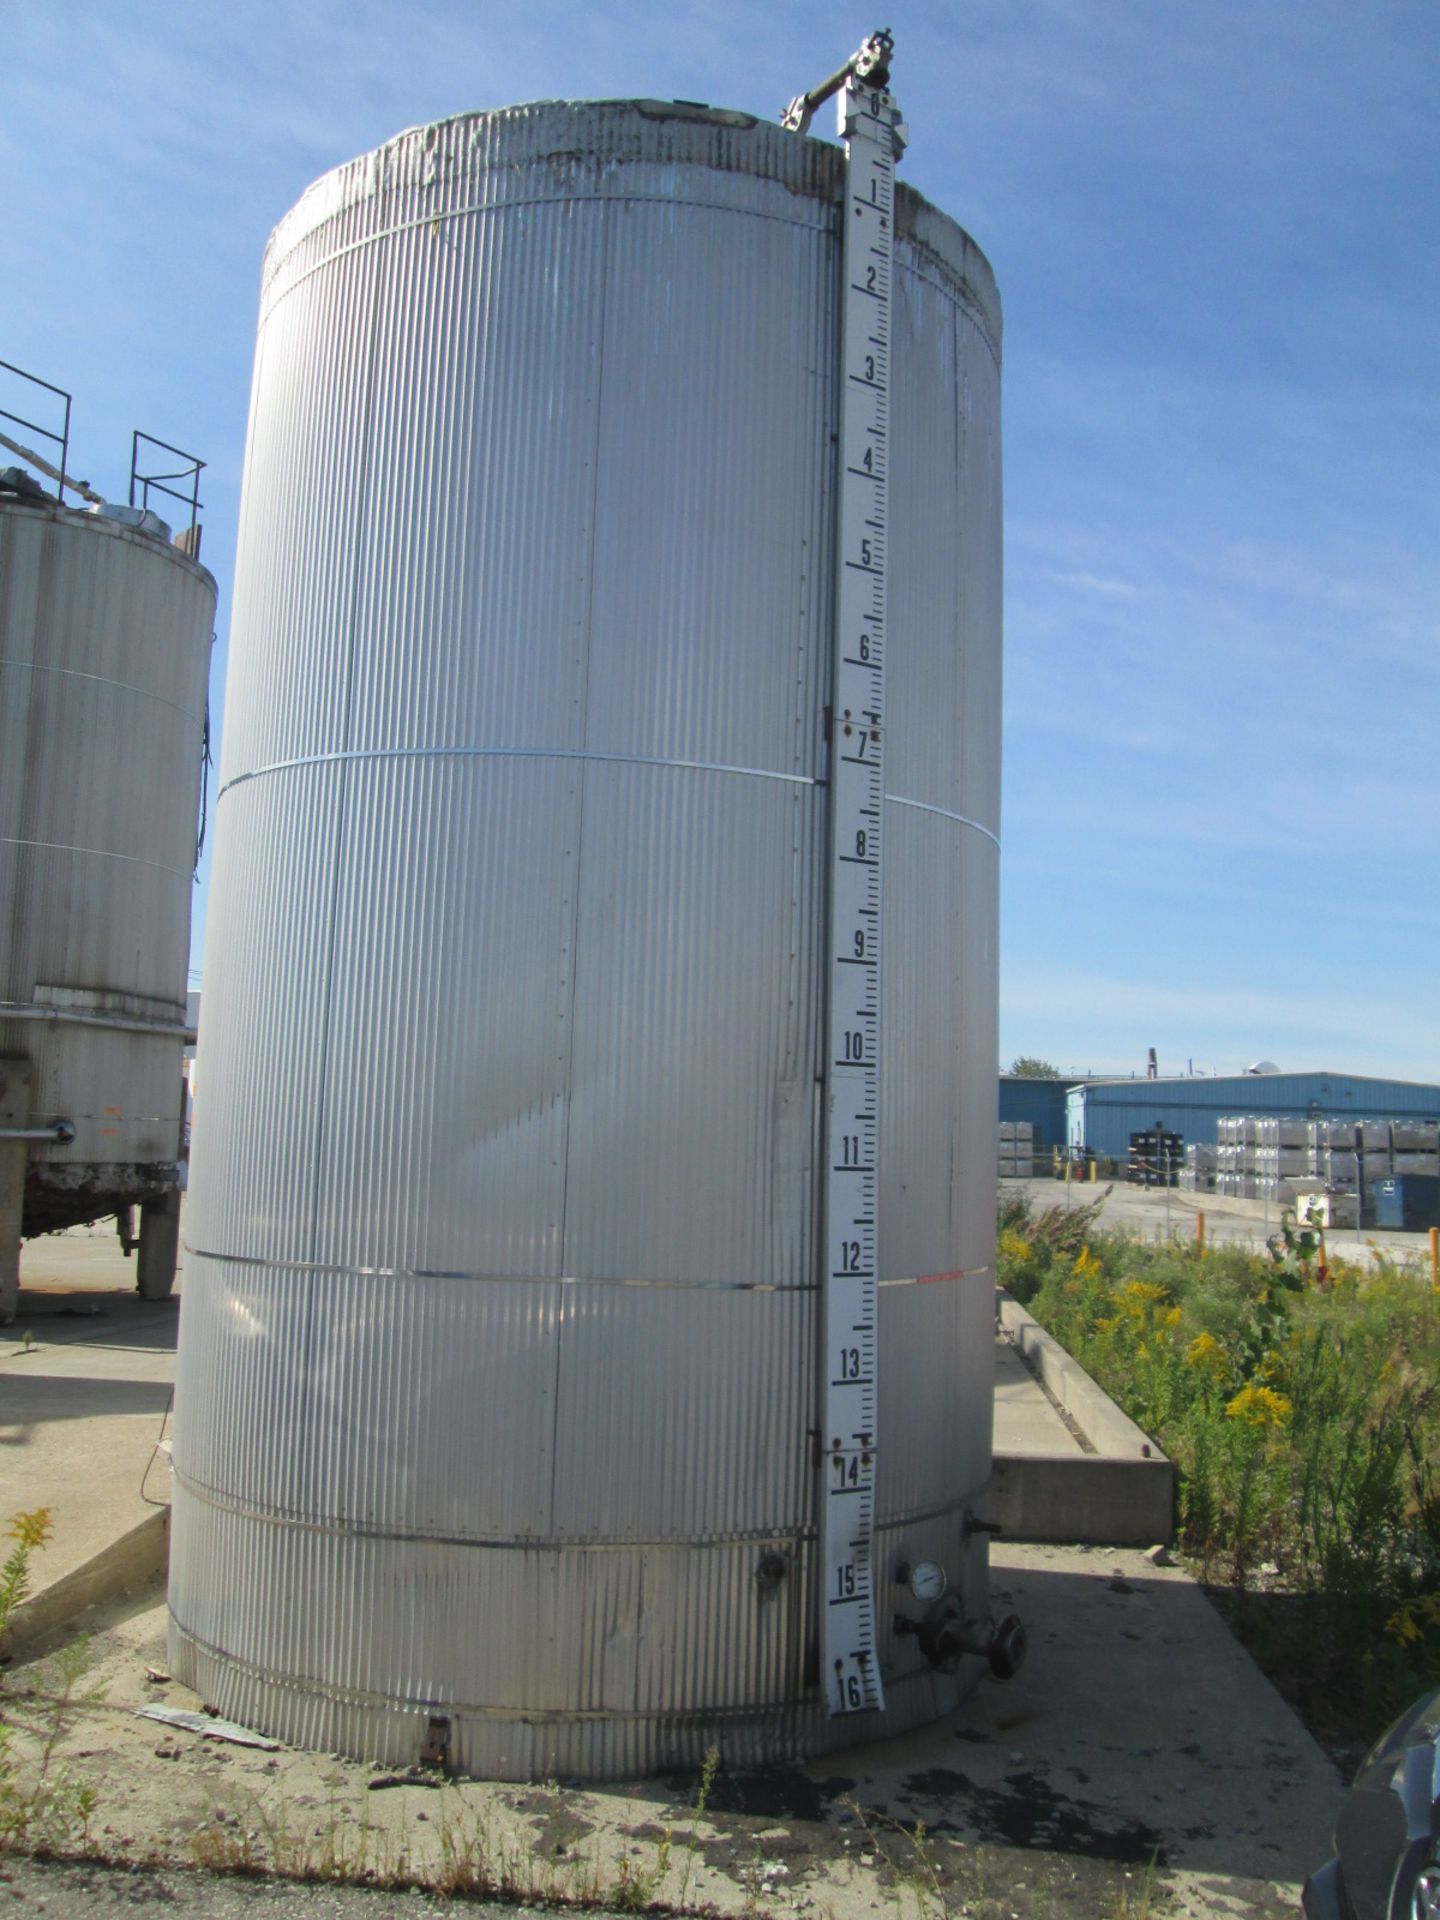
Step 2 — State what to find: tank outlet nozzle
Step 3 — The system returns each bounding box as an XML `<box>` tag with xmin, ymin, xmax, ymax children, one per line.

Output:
<box><xmin>986</xmin><ymin>1612</ymin><xmax>1028</xmax><ymax>1681</ymax></box>
<box><xmin>893</xmin><ymin>1603</ymin><xmax>1027</xmax><ymax>1680</ymax></box>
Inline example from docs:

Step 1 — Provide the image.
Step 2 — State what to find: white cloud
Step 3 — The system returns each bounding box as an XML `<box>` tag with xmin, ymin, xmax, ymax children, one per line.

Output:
<box><xmin>1043</xmin><ymin>568</ymin><xmax>1137</xmax><ymax>599</ymax></box>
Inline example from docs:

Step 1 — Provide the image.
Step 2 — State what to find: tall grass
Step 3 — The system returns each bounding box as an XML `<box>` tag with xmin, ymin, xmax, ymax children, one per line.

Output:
<box><xmin>998</xmin><ymin>1195</ymin><xmax>1440</xmax><ymax>1747</ymax></box>
<box><xmin>1</xmin><ymin>1511</ymin><xmax>100</xmax><ymax>1852</ymax></box>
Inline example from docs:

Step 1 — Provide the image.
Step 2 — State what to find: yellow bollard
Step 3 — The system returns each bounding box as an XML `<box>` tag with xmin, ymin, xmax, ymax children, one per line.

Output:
<box><xmin>1196</xmin><ymin>1210</ymin><xmax>1206</xmax><ymax>1251</ymax></box>
<box><xmin>1089</xmin><ymin>1159</ymin><xmax>1097</xmax><ymax>1183</ymax></box>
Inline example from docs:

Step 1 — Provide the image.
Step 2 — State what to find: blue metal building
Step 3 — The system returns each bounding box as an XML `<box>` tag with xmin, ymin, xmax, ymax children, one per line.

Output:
<box><xmin>997</xmin><ymin>1075</ymin><xmax>1069</xmax><ymax>1152</ymax></box>
<box><xmin>1063</xmin><ymin>1072</ymin><xmax>1440</xmax><ymax>1161</ymax></box>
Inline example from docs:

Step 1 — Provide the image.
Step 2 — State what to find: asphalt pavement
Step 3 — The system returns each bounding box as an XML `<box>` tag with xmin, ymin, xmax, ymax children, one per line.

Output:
<box><xmin>1009</xmin><ymin>1171</ymin><xmax>1437</xmax><ymax>1266</ymax></box>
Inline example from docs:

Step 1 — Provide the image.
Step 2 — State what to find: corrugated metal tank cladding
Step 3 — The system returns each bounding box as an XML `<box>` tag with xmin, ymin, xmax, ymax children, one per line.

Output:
<box><xmin>172</xmin><ymin>98</ymin><xmax>1003</xmax><ymax>1777</ymax></box>
<box><xmin>0</xmin><ymin>502</ymin><xmax>214</xmax><ymax>1218</ymax></box>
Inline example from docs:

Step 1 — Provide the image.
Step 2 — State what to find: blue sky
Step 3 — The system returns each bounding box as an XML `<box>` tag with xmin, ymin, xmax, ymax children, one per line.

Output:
<box><xmin>3</xmin><ymin>1</ymin><xmax>1436</xmax><ymax>1081</ymax></box>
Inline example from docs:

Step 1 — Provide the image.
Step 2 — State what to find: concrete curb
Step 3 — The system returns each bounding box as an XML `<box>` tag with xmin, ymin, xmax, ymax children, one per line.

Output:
<box><xmin>994</xmin><ymin>1291</ymin><xmax>1175</xmax><ymax>1546</ymax></box>
<box><xmin>3</xmin><ymin>1508</ymin><xmax>168</xmax><ymax>1660</ymax></box>
<box><xmin>997</xmin><ymin>1290</ymin><xmax>1163</xmax><ymax>1459</ymax></box>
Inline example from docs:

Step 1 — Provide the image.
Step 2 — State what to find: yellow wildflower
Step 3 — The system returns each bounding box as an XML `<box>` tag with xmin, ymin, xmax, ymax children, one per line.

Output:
<box><xmin>7</xmin><ymin>1508</ymin><xmax>53</xmax><ymax>1551</ymax></box>
<box><xmin>1186</xmin><ymin>1331</ymin><xmax>1227</xmax><ymax>1378</ymax></box>
<box><xmin>1121</xmin><ymin>1280</ymin><xmax>1168</xmax><ymax>1304</ymax></box>
<box><xmin>1074</xmin><ymin>1246</ymin><xmax>1102</xmax><ymax>1278</ymax></box>
<box><xmin>1386</xmin><ymin>1595</ymin><xmax>1440</xmax><ymax>1647</ymax></box>
<box><xmin>1225</xmin><ymin>1384</ymin><xmax>1293</xmax><ymax>1429</ymax></box>
<box><xmin>1164</xmin><ymin>1306</ymin><xmax>1183</xmax><ymax>1328</ymax></box>
<box><xmin>1117</xmin><ymin>1278</ymin><xmax>1169</xmax><ymax>1325</ymax></box>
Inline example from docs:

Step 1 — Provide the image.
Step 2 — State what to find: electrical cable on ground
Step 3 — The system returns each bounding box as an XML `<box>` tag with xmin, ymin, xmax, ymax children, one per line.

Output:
<box><xmin>139</xmin><ymin>1385</ymin><xmax>175</xmax><ymax>1508</ymax></box>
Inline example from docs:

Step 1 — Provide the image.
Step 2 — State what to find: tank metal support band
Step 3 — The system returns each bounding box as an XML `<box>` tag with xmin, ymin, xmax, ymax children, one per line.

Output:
<box><xmin>217</xmin><ymin>743</ymin><xmax>818</xmax><ymax>803</ymax></box>
<box><xmin>0</xmin><ymin>1003</ymin><xmax>195</xmax><ymax>1042</ymax></box>
<box><xmin>886</xmin><ymin>794</ymin><xmax>1001</xmax><ymax>849</ymax></box>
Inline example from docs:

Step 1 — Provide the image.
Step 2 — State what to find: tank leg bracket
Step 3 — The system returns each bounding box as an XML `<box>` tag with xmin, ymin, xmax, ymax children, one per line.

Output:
<box><xmin>419</xmin><ymin>1715</ymin><xmax>451</xmax><ymax>1772</ymax></box>
<box><xmin>0</xmin><ymin>1060</ymin><xmax>33</xmax><ymax>1325</ymax></box>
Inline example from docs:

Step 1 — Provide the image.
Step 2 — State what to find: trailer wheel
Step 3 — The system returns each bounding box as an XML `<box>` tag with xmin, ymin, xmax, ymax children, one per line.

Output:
<box><xmin>137</xmin><ymin>1193</ymin><xmax>181</xmax><ymax>1301</ymax></box>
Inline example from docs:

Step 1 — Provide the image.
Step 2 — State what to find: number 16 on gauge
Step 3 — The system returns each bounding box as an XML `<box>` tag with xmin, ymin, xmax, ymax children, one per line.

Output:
<box><xmin>821</xmin><ymin>1061</ymin><xmax>884</xmax><ymax>1715</ymax></box>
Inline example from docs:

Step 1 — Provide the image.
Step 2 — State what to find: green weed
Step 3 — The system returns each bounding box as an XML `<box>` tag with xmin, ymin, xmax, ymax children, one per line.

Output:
<box><xmin>998</xmin><ymin>1194</ymin><xmax>1440</xmax><ymax>1748</ymax></box>
<box><xmin>0</xmin><ymin>1511</ymin><xmax>103</xmax><ymax>1855</ymax></box>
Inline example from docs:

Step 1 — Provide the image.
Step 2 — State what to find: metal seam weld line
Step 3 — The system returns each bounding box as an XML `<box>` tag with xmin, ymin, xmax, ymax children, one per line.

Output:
<box><xmin>172</xmin><ymin>1462</ymin><xmax>986</xmax><ymax>1553</ymax></box>
<box><xmin>185</xmin><ymin>1244</ymin><xmax>987</xmax><ymax>1290</ymax></box>
<box><xmin>0</xmin><ymin>835</ymin><xmax>192</xmax><ymax>879</ymax></box>
<box><xmin>264</xmin><ymin>194</ymin><xmax>1002</xmax><ymax>371</ymax></box>
<box><xmin>549</xmin><ymin>196</ymin><xmax>610</xmax><ymax>1529</ymax></box>
<box><xmin>168</xmin><ymin>1612</ymin><xmax>964</xmax><ymax>1725</ymax></box>
<box><xmin>0</xmin><ymin>656</ymin><xmax>205</xmax><ymax>721</ymax></box>
<box><xmin>172</xmin><ymin>1465</ymin><xmax>818</xmax><ymax>1549</ymax></box>
<box><xmin>185</xmin><ymin>1242</ymin><xmax>808</xmax><ymax>1290</ymax></box>
<box><xmin>216</xmin><ymin>744</ymin><xmax>816</xmax><ymax>800</ymax></box>
<box><xmin>884</xmin><ymin>793</ymin><xmax>1001</xmax><ymax>849</ymax></box>
<box><xmin>263</xmin><ymin>192</ymin><xmax>834</xmax><ymax>313</ymax></box>
<box><xmin>215</xmin><ymin>747</ymin><xmax>1001</xmax><ymax>846</ymax></box>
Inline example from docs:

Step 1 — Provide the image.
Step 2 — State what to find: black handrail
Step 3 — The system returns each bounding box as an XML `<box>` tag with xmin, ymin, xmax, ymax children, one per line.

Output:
<box><xmin>0</xmin><ymin>359</ymin><xmax>72</xmax><ymax>502</ymax></box>
<box><xmin>1</xmin><ymin>359</ymin><xmax>205</xmax><ymax>543</ymax></box>
<box><xmin>130</xmin><ymin>430</ymin><xmax>204</xmax><ymax>540</ymax></box>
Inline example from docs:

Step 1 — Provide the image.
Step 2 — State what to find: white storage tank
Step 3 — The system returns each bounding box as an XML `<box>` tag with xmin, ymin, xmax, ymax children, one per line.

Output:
<box><xmin>172</xmin><ymin>97</ymin><xmax>1002</xmax><ymax>1778</ymax></box>
<box><xmin>0</xmin><ymin>476</ymin><xmax>215</xmax><ymax>1317</ymax></box>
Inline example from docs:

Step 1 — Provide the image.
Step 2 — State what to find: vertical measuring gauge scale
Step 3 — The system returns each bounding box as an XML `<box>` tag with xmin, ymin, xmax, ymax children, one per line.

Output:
<box><xmin>819</xmin><ymin>57</ymin><xmax>906</xmax><ymax>1720</ymax></box>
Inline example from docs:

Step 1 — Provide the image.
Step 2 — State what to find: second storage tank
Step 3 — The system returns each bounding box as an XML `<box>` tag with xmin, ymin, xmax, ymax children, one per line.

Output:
<box><xmin>171</xmin><ymin>97</ymin><xmax>1002</xmax><ymax>1778</ymax></box>
<box><xmin>0</xmin><ymin>480</ymin><xmax>215</xmax><ymax>1314</ymax></box>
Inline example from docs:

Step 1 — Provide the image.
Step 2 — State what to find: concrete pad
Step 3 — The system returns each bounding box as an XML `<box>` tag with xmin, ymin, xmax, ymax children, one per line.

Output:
<box><xmin>0</xmin><ymin>1222</ymin><xmax>177</xmax><ymax>1650</ymax></box>
<box><xmin>818</xmin><ymin>1540</ymin><xmax>1345</xmax><ymax>1910</ymax></box>
<box><xmin>0</xmin><ymin>1542</ymin><xmax>1345</xmax><ymax>1918</ymax></box>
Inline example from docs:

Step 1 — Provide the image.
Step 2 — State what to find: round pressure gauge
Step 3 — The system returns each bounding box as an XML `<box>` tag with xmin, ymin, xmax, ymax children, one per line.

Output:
<box><xmin>908</xmin><ymin>1560</ymin><xmax>948</xmax><ymax>1604</ymax></box>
